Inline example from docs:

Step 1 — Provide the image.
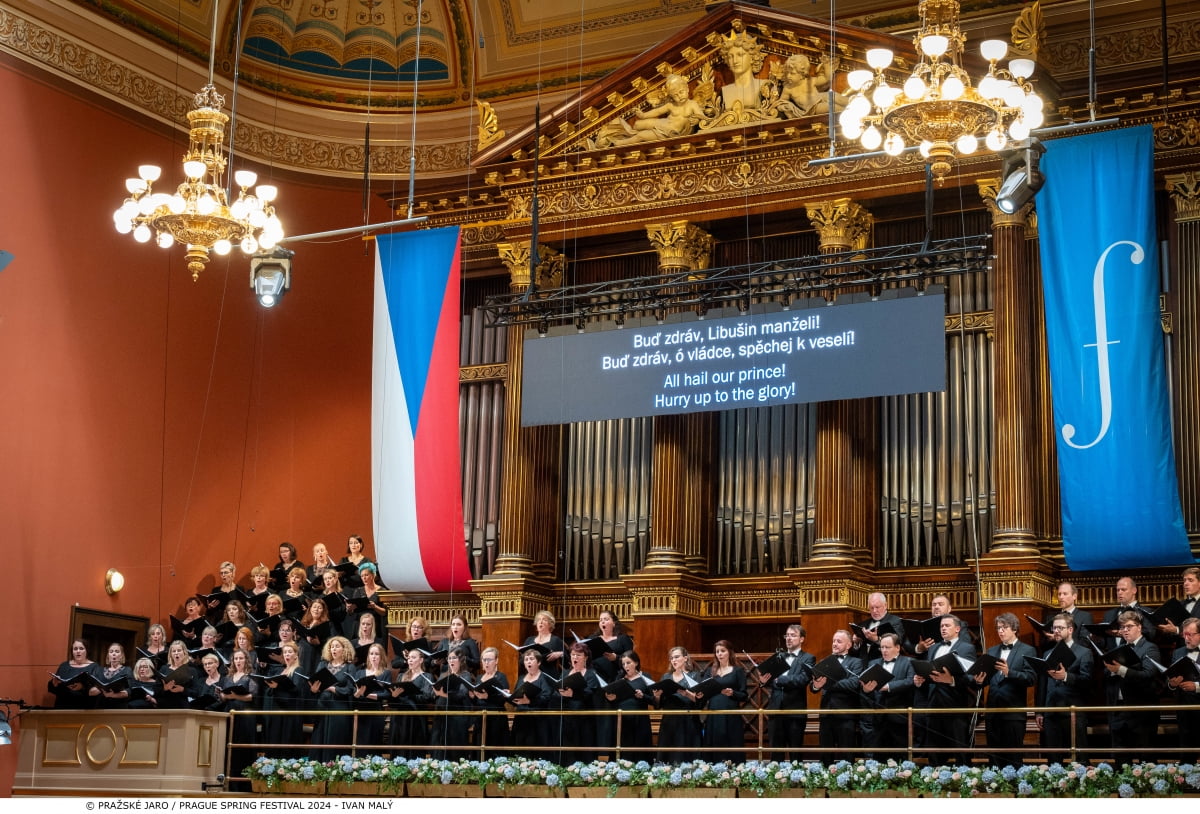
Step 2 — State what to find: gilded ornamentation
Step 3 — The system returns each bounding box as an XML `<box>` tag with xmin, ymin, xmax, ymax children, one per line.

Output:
<box><xmin>645</xmin><ymin>221</ymin><xmax>714</xmax><ymax>272</ymax></box>
<box><xmin>1010</xmin><ymin>0</ymin><xmax>1045</xmax><ymax>58</ymax></box>
<box><xmin>944</xmin><ymin>311</ymin><xmax>994</xmax><ymax>333</ymax></box>
<box><xmin>496</xmin><ymin>243</ymin><xmax>563</xmax><ymax>291</ymax></box>
<box><xmin>592</xmin><ymin>74</ymin><xmax>708</xmax><ymax>148</ymax></box>
<box><xmin>1155</xmin><ymin>117</ymin><xmax>1200</xmax><ymax>151</ymax></box>
<box><xmin>1165</xmin><ymin>172</ymin><xmax>1200</xmax><ymax>223</ymax></box>
<box><xmin>805</xmin><ymin>199</ymin><xmax>874</xmax><ymax>252</ymax></box>
<box><xmin>1043</xmin><ymin>19</ymin><xmax>1200</xmax><ymax>75</ymax></box>
<box><xmin>477</xmin><ymin>100</ymin><xmax>505</xmax><ymax>151</ymax></box>
<box><xmin>460</xmin><ymin>364</ymin><xmax>507</xmax><ymax>382</ymax></box>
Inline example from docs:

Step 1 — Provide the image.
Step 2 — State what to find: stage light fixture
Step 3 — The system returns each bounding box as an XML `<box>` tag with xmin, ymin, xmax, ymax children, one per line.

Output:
<box><xmin>996</xmin><ymin>138</ymin><xmax>1045</xmax><ymax>214</ymax></box>
<box><xmin>250</xmin><ymin>247</ymin><xmax>294</xmax><ymax>307</ymax></box>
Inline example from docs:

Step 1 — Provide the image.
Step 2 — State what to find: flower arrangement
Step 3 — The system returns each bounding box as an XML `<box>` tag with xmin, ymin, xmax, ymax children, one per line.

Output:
<box><xmin>557</xmin><ymin>758</ymin><xmax>650</xmax><ymax>790</ymax></box>
<box><xmin>242</xmin><ymin>756</ymin><xmax>1194</xmax><ymax>797</ymax></box>
<box><xmin>243</xmin><ymin>756</ymin><xmax>330</xmax><ymax>789</ymax></box>
<box><xmin>478</xmin><ymin>757</ymin><xmax>563</xmax><ymax>789</ymax></box>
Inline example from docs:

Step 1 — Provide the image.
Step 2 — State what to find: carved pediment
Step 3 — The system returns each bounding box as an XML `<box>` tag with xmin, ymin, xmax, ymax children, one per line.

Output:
<box><xmin>474</xmin><ymin>0</ymin><xmax>920</xmax><ymax>173</ymax></box>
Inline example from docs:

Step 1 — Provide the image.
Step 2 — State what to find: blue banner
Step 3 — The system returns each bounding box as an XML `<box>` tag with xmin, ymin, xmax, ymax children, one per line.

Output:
<box><xmin>1037</xmin><ymin>126</ymin><xmax>1190</xmax><ymax>570</ymax></box>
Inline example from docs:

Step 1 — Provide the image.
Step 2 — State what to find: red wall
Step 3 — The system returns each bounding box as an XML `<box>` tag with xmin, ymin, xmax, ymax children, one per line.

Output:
<box><xmin>0</xmin><ymin>60</ymin><xmax>390</xmax><ymax>792</ymax></box>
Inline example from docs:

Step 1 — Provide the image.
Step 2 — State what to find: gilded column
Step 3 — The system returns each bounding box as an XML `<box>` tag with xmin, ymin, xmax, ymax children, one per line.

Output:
<box><xmin>1166</xmin><ymin>172</ymin><xmax>1200</xmax><ymax>531</ymax></box>
<box><xmin>491</xmin><ymin>241</ymin><xmax>564</xmax><ymax>577</ymax></box>
<box><xmin>978</xmin><ymin>179</ymin><xmax>1039</xmax><ymax>552</ymax></box>
<box><xmin>805</xmin><ymin>199</ymin><xmax>876</xmax><ymax>563</ymax></box>
<box><xmin>644</xmin><ymin>220</ymin><xmax>716</xmax><ymax>572</ymax></box>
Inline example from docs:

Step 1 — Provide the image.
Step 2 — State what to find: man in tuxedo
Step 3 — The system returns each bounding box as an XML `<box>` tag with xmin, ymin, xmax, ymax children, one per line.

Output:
<box><xmin>760</xmin><ymin>623</ymin><xmax>816</xmax><ymax>758</ymax></box>
<box><xmin>1053</xmin><ymin>582</ymin><xmax>1094</xmax><ymax>631</ymax></box>
<box><xmin>974</xmin><ymin>612</ymin><xmax>1036</xmax><ymax>767</ymax></box>
<box><xmin>1035</xmin><ymin>612</ymin><xmax>1093</xmax><ymax>763</ymax></box>
<box><xmin>809</xmin><ymin>629</ymin><xmax>864</xmax><ymax>761</ymax></box>
<box><xmin>1102</xmin><ymin>609</ymin><xmax>1162</xmax><ymax>766</ymax></box>
<box><xmin>854</xmin><ymin>592</ymin><xmax>908</xmax><ymax>661</ymax></box>
<box><xmin>1153</xmin><ymin>566</ymin><xmax>1200</xmax><ymax>645</ymax></box>
<box><xmin>859</xmin><ymin>631</ymin><xmax>915</xmax><ymax>757</ymax></box>
<box><xmin>1100</xmin><ymin>576</ymin><xmax>1156</xmax><ymax>644</ymax></box>
<box><xmin>913</xmin><ymin>614</ymin><xmax>976</xmax><ymax>765</ymax></box>
<box><xmin>912</xmin><ymin>594</ymin><xmax>953</xmax><ymax>749</ymax></box>
<box><xmin>1167</xmin><ymin>617</ymin><xmax>1200</xmax><ymax>752</ymax></box>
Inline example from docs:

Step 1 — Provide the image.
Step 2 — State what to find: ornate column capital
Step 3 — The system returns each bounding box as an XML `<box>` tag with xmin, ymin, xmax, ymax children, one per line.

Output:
<box><xmin>805</xmin><ymin>198</ymin><xmax>873</xmax><ymax>253</ymax></box>
<box><xmin>645</xmin><ymin>220</ymin><xmax>714</xmax><ymax>275</ymax></box>
<box><xmin>1166</xmin><ymin>172</ymin><xmax>1200</xmax><ymax>223</ymax></box>
<box><xmin>497</xmin><ymin>242</ymin><xmax>564</xmax><ymax>292</ymax></box>
<box><xmin>976</xmin><ymin>177</ymin><xmax>1034</xmax><ymax>227</ymax></box>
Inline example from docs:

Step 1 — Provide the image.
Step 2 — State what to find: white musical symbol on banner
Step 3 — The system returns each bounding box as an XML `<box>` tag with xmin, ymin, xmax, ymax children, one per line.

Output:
<box><xmin>1061</xmin><ymin>240</ymin><xmax>1143</xmax><ymax>450</ymax></box>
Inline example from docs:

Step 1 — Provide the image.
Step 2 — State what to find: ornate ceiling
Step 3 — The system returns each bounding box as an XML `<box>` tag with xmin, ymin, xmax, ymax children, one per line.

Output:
<box><xmin>2</xmin><ymin>0</ymin><xmax>1198</xmax><ymax>182</ymax></box>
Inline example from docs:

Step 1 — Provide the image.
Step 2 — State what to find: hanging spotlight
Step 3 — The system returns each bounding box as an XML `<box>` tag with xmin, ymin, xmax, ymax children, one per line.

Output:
<box><xmin>996</xmin><ymin>138</ymin><xmax>1045</xmax><ymax>214</ymax></box>
<box><xmin>250</xmin><ymin>247</ymin><xmax>294</xmax><ymax>307</ymax></box>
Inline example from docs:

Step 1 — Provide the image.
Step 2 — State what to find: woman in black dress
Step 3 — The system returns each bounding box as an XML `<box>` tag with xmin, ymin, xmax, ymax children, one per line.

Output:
<box><xmin>697</xmin><ymin>639</ymin><xmax>747</xmax><ymax>763</ymax></box>
<box><xmin>91</xmin><ymin>643</ymin><xmax>133</xmax><ymax>708</ymax></box>
<box><xmin>389</xmin><ymin>648</ymin><xmax>434</xmax><ymax>757</ymax></box>
<box><xmin>128</xmin><ymin>657</ymin><xmax>162</xmax><ymax>709</ymax></box>
<box><xmin>340</xmin><ymin>534</ymin><xmax>375</xmax><ymax>590</ymax></box>
<box><xmin>220</xmin><ymin>648</ymin><xmax>259</xmax><ymax>778</ymax></box>
<box><xmin>590</xmin><ymin>609</ymin><xmax>633</xmax><ymax>752</ymax></box>
<box><xmin>510</xmin><ymin>648</ymin><xmax>556</xmax><ymax>758</ymax></box>
<box><xmin>142</xmin><ymin>624</ymin><xmax>169</xmax><ymax>667</ymax></box>
<box><xmin>261</xmin><ymin>641</ymin><xmax>307</xmax><ymax>757</ymax></box>
<box><xmin>352</xmin><ymin>642</ymin><xmax>391</xmax><ymax>750</ymax></box>
<box><xmin>48</xmin><ymin>640</ymin><xmax>96</xmax><ymax>709</ymax></box>
<box><xmin>654</xmin><ymin>645</ymin><xmax>701</xmax><ymax>763</ymax></box>
<box><xmin>604</xmin><ymin>650</ymin><xmax>653</xmax><ymax>763</ymax></box>
<box><xmin>309</xmin><ymin>635</ymin><xmax>357</xmax><ymax>761</ymax></box>
<box><xmin>557</xmin><ymin>642</ymin><xmax>601</xmax><ymax>763</ymax></box>
<box><xmin>346</xmin><ymin>563</ymin><xmax>388</xmax><ymax>638</ymax></box>
<box><xmin>158</xmin><ymin>640</ymin><xmax>201</xmax><ymax>709</ymax></box>
<box><xmin>524</xmin><ymin>610</ymin><xmax>566</xmax><ymax>677</ymax></box>
<box><xmin>442</xmin><ymin>615</ymin><xmax>480</xmax><ymax>673</ymax></box>
<box><xmin>469</xmin><ymin>646</ymin><xmax>509</xmax><ymax>758</ymax></box>
<box><xmin>431</xmin><ymin>647</ymin><xmax>476</xmax><ymax>758</ymax></box>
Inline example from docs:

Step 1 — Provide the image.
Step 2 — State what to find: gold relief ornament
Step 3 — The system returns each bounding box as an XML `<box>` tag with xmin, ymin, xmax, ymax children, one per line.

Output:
<box><xmin>774</xmin><ymin>53</ymin><xmax>848</xmax><ymax>118</ymax></box>
<box><xmin>476</xmin><ymin>100</ymin><xmax>506</xmax><ymax>151</ymax></box>
<box><xmin>593</xmin><ymin>74</ymin><xmax>710</xmax><ymax>148</ymax></box>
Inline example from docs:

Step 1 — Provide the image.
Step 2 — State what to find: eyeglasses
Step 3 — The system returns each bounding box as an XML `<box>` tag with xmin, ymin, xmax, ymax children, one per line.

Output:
<box><xmin>1120</xmin><ymin>623</ymin><xmax>1140</xmax><ymax>630</ymax></box>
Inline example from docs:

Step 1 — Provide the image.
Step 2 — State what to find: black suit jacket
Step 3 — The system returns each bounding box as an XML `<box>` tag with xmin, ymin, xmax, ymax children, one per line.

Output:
<box><xmin>854</xmin><ymin>613</ymin><xmax>909</xmax><ymax>661</ymax></box>
<box><xmin>924</xmin><ymin>638</ymin><xmax>977</xmax><ymax>708</ymax></box>
<box><xmin>810</xmin><ymin>654</ymin><xmax>864</xmax><ymax>709</ymax></box>
<box><xmin>981</xmin><ymin>640</ymin><xmax>1036</xmax><ymax>711</ymax></box>
<box><xmin>1037</xmin><ymin>640</ymin><xmax>1094</xmax><ymax>708</ymax></box>
<box><xmin>1103</xmin><ymin>636</ymin><xmax>1161</xmax><ymax>706</ymax></box>
<box><xmin>1170</xmin><ymin>646</ymin><xmax>1200</xmax><ymax>706</ymax></box>
<box><xmin>1101</xmin><ymin>604</ymin><xmax>1157</xmax><ymax>645</ymax></box>
<box><xmin>768</xmin><ymin>650</ymin><xmax>815</xmax><ymax>710</ymax></box>
<box><xmin>864</xmin><ymin>655</ymin><xmax>915</xmax><ymax>710</ymax></box>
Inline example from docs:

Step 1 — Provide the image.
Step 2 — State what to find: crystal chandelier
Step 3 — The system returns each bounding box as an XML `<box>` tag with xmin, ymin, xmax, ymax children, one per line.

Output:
<box><xmin>112</xmin><ymin>2</ymin><xmax>283</xmax><ymax>280</ymax></box>
<box><xmin>838</xmin><ymin>0</ymin><xmax>1045</xmax><ymax>180</ymax></box>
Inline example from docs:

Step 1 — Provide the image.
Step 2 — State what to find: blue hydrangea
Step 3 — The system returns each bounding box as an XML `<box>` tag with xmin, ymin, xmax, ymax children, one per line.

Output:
<box><xmin>881</xmin><ymin>768</ymin><xmax>897</xmax><ymax>781</ymax></box>
<box><xmin>1074</xmin><ymin>764</ymin><xmax>1088</xmax><ymax>778</ymax></box>
<box><xmin>900</xmin><ymin>761</ymin><xmax>917</xmax><ymax>772</ymax></box>
<box><xmin>1118</xmin><ymin>783</ymin><xmax>1135</xmax><ymax>798</ymax></box>
<box><xmin>580</xmin><ymin>767</ymin><xmax>594</xmax><ymax>781</ymax></box>
<box><xmin>300</xmin><ymin>765</ymin><xmax>314</xmax><ymax>780</ymax></box>
<box><xmin>1017</xmin><ymin>782</ymin><xmax>1033</xmax><ymax>796</ymax></box>
<box><xmin>360</xmin><ymin>769</ymin><xmax>376</xmax><ymax>782</ymax></box>
<box><xmin>440</xmin><ymin>770</ymin><xmax>453</xmax><ymax>784</ymax></box>
<box><xmin>1187</xmin><ymin>772</ymin><xmax>1200</xmax><ymax>789</ymax></box>
<box><xmin>1049</xmin><ymin>764</ymin><xmax>1066</xmax><ymax>777</ymax></box>
<box><xmin>635</xmin><ymin>760</ymin><xmax>650</xmax><ymax>771</ymax></box>
<box><xmin>1096</xmin><ymin>762</ymin><xmax>1113</xmax><ymax>773</ymax></box>
<box><xmin>981</xmin><ymin>770</ymin><xmax>997</xmax><ymax>784</ymax></box>
<box><xmin>865</xmin><ymin>759</ymin><xmax>880</xmax><ymax>771</ymax></box>
<box><xmin>504</xmin><ymin>766</ymin><xmax>516</xmax><ymax>779</ymax></box>
<box><xmin>836</xmin><ymin>773</ymin><xmax>851</xmax><ymax>788</ymax></box>
<box><xmin>616</xmin><ymin>770</ymin><xmax>631</xmax><ymax>783</ymax></box>
<box><xmin>938</xmin><ymin>769</ymin><xmax>953</xmax><ymax>783</ymax></box>
<box><xmin>547</xmin><ymin>774</ymin><xmax>559</xmax><ymax>787</ymax></box>
<box><xmin>669</xmin><ymin>770</ymin><xmax>683</xmax><ymax>786</ymax></box>
<box><xmin>789</xmin><ymin>770</ymin><xmax>805</xmax><ymax>783</ymax></box>
<box><xmin>1017</xmin><ymin>765</ymin><xmax>1034</xmax><ymax>778</ymax></box>
<box><xmin>1153</xmin><ymin>779</ymin><xmax>1168</xmax><ymax>793</ymax></box>
<box><xmin>1001</xmin><ymin>765</ymin><xmax>1018</xmax><ymax>781</ymax></box>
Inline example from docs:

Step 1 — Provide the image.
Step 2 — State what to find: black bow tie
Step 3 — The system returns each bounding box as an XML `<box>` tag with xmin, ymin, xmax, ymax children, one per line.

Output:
<box><xmin>1188</xmin><ymin>649</ymin><xmax>1199</xmax><ymax>655</ymax></box>
<box><xmin>883</xmin><ymin>660</ymin><xmax>895</xmax><ymax>665</ymax></box>
<box><xmin>1000</xmin><ymin>646</ymin><xmax>1012</xmax><ymax>653</ymax></box>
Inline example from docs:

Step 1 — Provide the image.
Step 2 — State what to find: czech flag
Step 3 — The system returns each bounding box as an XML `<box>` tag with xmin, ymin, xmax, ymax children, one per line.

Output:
<box><xmin>372</xmin><ymin>227</ymin><xmax>471</xmax><ymax>591</ymax></box>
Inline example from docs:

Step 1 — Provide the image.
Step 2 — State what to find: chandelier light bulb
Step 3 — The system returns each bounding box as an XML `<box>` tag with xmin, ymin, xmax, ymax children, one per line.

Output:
<box><xmin>861</xmin><ymin>124</ymin><xmax>883</xmax><ymax>151</ymax></box>
<box><xmin>119</xmin><ymin>200</ymin><xmax>140</xmax><ymax>220</ymax></box>
<box><xmin>197</xmin><ymin>193</ymin><xmax>218</xmax><ymax>215</ymax></box>
<box><xmin>1003</xmin><ymin>84</ymin><xmax>1027</xmax><ymax>108</ymax></box>
<box><xmin>137</xmin><ymin>196</ymin><xmax>157</xmax><ymax>216</ymax></box>
<box><xmin>941</xmin><ymin>75</ymin><xmax>965</xmax><ymax>100</ymax></box>
<box><xmin>904</xmin><ymin>75</ymin><xmax>928</xmax><ymax>100</ymax></box>
<box><xmin>866</xmin><ymin>48</ymin><xmax>894</xmax><ymax>70</ymax></box>
<box><xmin>133</xmin><ymin>224</ymin><xmax>153</xmax><ymax>243</ymax></box>
<box><xmin>241</xmin><ymin>236</ymin><xmax>259</xmax><ymax>254</ymax></box>
<box><xmin>138</xmin><ymin>165</ymin><xmax>162</xmax><ymax>183</ymax></box>
<box><xmin>956</xmin><ymin>133</ymin><xmax>978</xmax><ymax>154</ymax></box>
<box><xmin>1009</xmin><ymin>58</ymin><xmax>1036</xmax><ymax>79</ymax></box>
<box><xmin>847</xmin><ymin>94</ymin><xmax>872</xmax><ymax>118</ymax></box>
<box><xmin>1024</xmin><ymin>107</ymin><xmax>1045</xmax><ymax>129</ymax></box>
<box><xmin>256</xmin><ymin>185</ymin><xmax>278</xmax><ymax>203</ymax></box>
<box><xmin>249</xmin><ymin>209</ymin><xmax>267</xmax><ymax>228</ymax></box>
<box><xmin>847</xmin><ymin>69</ymin><xmax>874</xmax><ymax>92</ymax></box>
<box><xmin>883</xmin><ymin>131</ymin><xmax>906</xmax><ymax>156</ymax></box>
<box><xmin>978</xmin><ymin>74</ymin><xmax>999</xmax><ymax>99</ymax></box>
<box><xmin>980</xmin><ymin>40</ymin><xmax>1008</xmax><ymax>62</ymax></box>
<box><xmin>919</xmin><ymin>140</ymin><xmax>934</xmax><ymax>158</ymax></box>
<box><xmin>985</xmin><ymin>128</ymin><xmax>1007</xmax><ymax>151</ymax></box>
<box><xmin>841</xmin><ymin>117</ymin><xmax>864</xmax><ymax>140</ymax></box>
<box><xmin>113</xmin><ymin>215</ymin><xmax>133</xmax><ymax>235</ymax></box>
<box><xmin>156</xmin><ymin>232</ymin><xmax>175</xmax><ymax>248</ymax></box>
<box><xmin>234</xmin><ymin>170</ymin><xmax>258</xmax><ymax>188</ymax></box>
<box><xmin>184</xmin><ymin>160</ymin><xmax>206</xmax><ymax>180</ymax></box>
<box><xmin>231</xmin><ymin>198</ymin><xmax>249</xmax><ymax>220</ymax></box>
<box><xmin>213</xmin><ymin>239</ymin><xmax>233</xmax><ymax>256</ymax></box>
<box><xmin>259</xmin><ymin>232</ymin><xmax>278</xmax><ymax>250</ymax></box>
<box><xmin>872</xmin><ymin>83</ymin><xmax>898</xmax><ymax>109</ymax></box>
<box><xmin>168</xmin><ymin>194</ymin><xmax>187</xmax><ymax>214</ymax></box>
<box><xmin>125</xmin><ymin>178</ymin><xmax>148</xmax><ymax>195</ymax></box>
<box><xmin>1009</xmin><ymin>118</ymin><xmax>1031</xmax><ymax>141</ymax></box>
<box><xmin>1021</xmin><ymin>93</ymin><xmax>1044</xmax><ymax>114</ymax></box>
<box><xmin>920</xmin><ymin>34</ymin><xmax>949</xmax><ymax>58</ymax></box>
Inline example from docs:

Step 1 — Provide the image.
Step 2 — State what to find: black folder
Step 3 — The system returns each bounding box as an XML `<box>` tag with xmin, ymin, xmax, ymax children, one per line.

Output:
<box><xmin>748</xmin><ymin>651</ymin><xmax>791</xmax><ymax>680</ymax></box>
<box><xmin>857</xmin><ymin>662</ymin><xmax>896</xmax><ymax>687</ymax></box>
<box><xmin>811</xmin><ymin>654</ymin><xmax>857</xmax><ymax>682</ymax></box>
<box><xmin>912</xmin><ymin>652</ymin><xmax>970</xmax><ymax>678</ymax></box>
<box><xmin>1150</xmin><ymin>654</ymin><xmax>1200</xmax><ymax>683</ymax></box>
<box><xmin>1147</xmin><ymin>599</ymin><xmax>1190</xmax><ymax>628</ymax></box>
<box><xmin>1087</xmin><ymin>640</ymin><xmax>1143</xmax><ymax>669</ymax></box>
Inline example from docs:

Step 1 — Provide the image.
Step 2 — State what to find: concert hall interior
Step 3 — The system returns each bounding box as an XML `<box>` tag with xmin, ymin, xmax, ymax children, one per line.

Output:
<box><xmin>3</xmin><ymin>0</ymin><xmax>1200</xmax><ymax>794</ymax></box>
